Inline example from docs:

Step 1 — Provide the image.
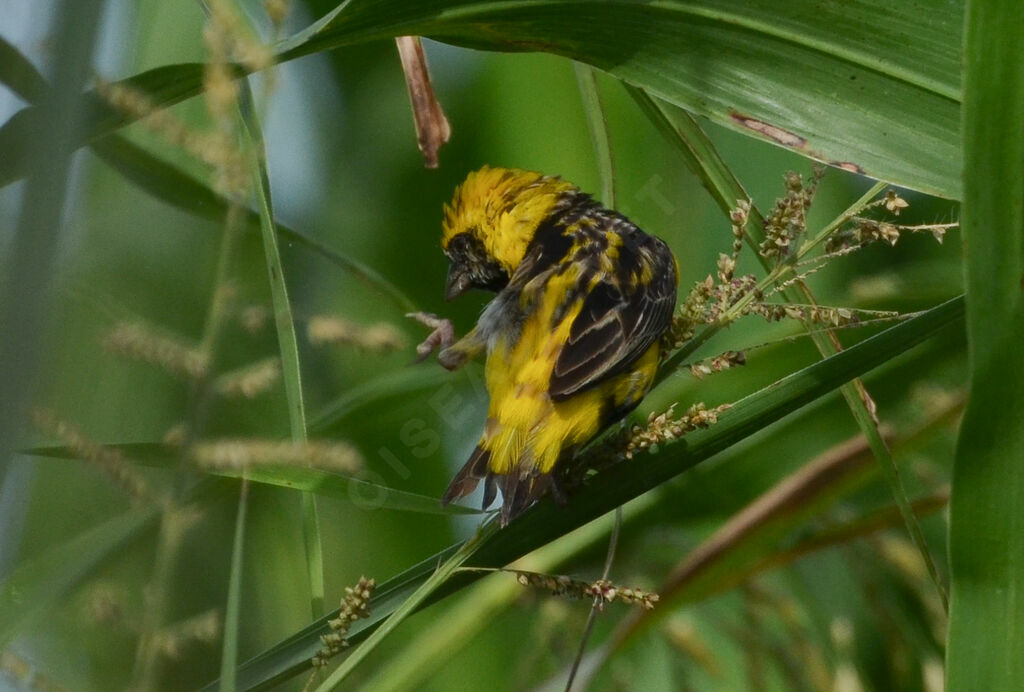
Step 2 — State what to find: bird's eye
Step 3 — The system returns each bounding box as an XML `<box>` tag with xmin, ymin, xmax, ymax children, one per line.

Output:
<box><xmin>449</xmin><ymin>232</ymin><xmax>472</xmax><ymax>252</ymax></box>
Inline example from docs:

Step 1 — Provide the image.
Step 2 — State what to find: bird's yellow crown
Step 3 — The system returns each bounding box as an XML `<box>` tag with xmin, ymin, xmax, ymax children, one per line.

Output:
<box><xmin>442</xmin><ymin>167</ymin><xmax>577</xmax><ymax>274</ymax></box>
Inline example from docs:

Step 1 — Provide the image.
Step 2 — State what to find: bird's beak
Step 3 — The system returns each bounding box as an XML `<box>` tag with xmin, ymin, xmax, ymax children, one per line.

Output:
<box><xmin>445</xmin><ymin>264</ymin><xmax>472</xmax><ymax>301</ymax></box>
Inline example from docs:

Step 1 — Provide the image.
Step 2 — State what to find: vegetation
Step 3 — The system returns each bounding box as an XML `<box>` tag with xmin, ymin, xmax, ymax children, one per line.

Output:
<box><xmin>0</xmin><ymin>0</ymin><xmax>1019</xmax><ymax>690</ymax></box>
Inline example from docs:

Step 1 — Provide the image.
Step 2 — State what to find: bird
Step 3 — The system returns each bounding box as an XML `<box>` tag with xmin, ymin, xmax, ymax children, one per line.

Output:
<box><xmin>410</xmin><ymin>166</ymin><xmax>678</xmax><ymax>525</ymax></box>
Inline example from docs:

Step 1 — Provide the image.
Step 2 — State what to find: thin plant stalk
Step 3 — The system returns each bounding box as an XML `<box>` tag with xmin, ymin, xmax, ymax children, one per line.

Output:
<box><xmin>130</xmin><ymin>198</ymin><xmax>247</xmax><ymax>690</ymax></box>
<box><xmin>235</xmin><ymin>48</ymin><xmax>325</xmax><ymax>619</ymax></box>
<box><xmin>565</xmin><ymin>508</ymin><xmax>621</xmax><ymax>691</ymax></box>
<box><xmin>220</xmin><ymin>479</ymin><xmax>249</xmax><ymax>692</ymax></box>
<box><xmin>574</xmin><ymin>62</ymin><xmax>616</xmax><ymax>206</ymax></box>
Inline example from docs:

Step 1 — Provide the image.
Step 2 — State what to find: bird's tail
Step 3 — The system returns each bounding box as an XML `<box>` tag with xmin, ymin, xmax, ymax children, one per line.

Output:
<box><xmin>441</xmin><ymin>445</ymin><xmax>558</xmax><ymax>526</ymax></box>
<box><xmin>441</xmin><ymin>445</ymin><xmax>491</xmax><ymax>507</ymax></box>
<box><xmin>494</xmin><ymin>471</ymin><xmax>553</xmax><ymax>526</ymax></box>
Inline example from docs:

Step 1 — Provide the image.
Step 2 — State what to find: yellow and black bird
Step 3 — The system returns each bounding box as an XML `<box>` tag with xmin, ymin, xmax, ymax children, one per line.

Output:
<box><xmin>411</xmin><ymin>167</ymin><xmax>678</xmax><ymax>525</ymax></box>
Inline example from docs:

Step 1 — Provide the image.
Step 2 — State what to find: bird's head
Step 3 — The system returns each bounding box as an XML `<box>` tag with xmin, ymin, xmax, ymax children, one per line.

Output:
<box><xmin>440</xmin><ymin>166</ymin><xmax>576</xmax><ymax>300</ymax></box>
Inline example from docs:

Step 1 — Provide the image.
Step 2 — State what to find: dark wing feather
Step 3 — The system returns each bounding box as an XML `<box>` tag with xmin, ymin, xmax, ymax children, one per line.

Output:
<box><xmin>549</xmin><ymin>237</ymin><xmax>676</xmax><ymax>400</ymax></box>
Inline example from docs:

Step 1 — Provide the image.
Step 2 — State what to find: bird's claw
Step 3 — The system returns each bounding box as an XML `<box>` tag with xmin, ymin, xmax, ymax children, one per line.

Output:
<box><xmin>406</xmin><ymin>312</ymin><xmax>456</xmax><ymax>364</ymax></box>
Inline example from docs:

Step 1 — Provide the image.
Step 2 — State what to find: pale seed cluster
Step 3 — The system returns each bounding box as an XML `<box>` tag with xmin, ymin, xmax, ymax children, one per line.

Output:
<box><xmin>239</xmin><ymin>305</ymin><xmax>270</xmax><ymax>334</ymax></box>
<box><xmin>244</xmin><ymin>309</ymin><xmax>407</xmax><ymax>353</ymax></box>
<box><xmin>103</xmin><ymin>322</ymin><xmax>209</xmax><ymax>380</ymax></box>
<box><xmin>512</xmin><ymin>571</ymin><xmax>659</xmax><ymax>611</ymax></box>
<box><xmin>152</xmin><ymin>609</ymin><xmax>222</xmax><ymax>661</ymax></box>
<box><xmin>162</xmin><ymin>424</ymin><xmax>188</xmax><ymax>447</ymax></box>
<box><xmin>664</xmin><ymin>270</ymin><xmax>762</xmax><ymax>349</ymax></box>
<box><xmin>663</xmin><ymin>278</ymin><xmax>714</xmax><ymax>346</ymax></box>
<box><xmin>94</xmin><ymin>0</ymin><xmax>275</xmax><ymax>200</ymax></box>
<box><xmin>748</xmin><ymin>303</ymin><xmax>862</xmax><ymax>328</ymax></box>
<box><xmin>204</xmin><ymin>0</ymin><xmax>274</xmax><ymax>73</ymax></box>
<box><xmin>32</xmin><ymin>409</ymin><xmax>152</xmax><ymax>503</ymax></box>
<box><xmin>662</xmin><ymin>201</ymin><xmax>767</xmax><ymax>347</ymax></box>
<box><xmin>85</xmin><ymin>584</ymin><xmax>127</xmax><ymax>628</ymax></box>
<box><xmin>213</xmin><ymin>357</ymin><xmax>281</xmax><ymax>398</ymax></box>
<box><xmin>826</xmin><ymin>217</ymin><xmax>899</xmax><ymax>252</ymax></box>
<box><xmin>202</xmin><ymin>0</ymin><xmax>273</xmax><ymax>123</ymax></box>
<box><xmin>312</xmin><ymin>577</ymin><xmax>376</xmax><ymax>668</ymax></box>
<box><xmin>621</xmin><ymin>403</ymin><xmax>731</xmax><ymax>460</ymax></box>
<box><xmin>883</xmin><ymin>189</ymin><xmax>910</xmax><ymax>214</ymax></box>
<box><xmin>664</xmin><ymin>180</ymin><xmax>940</xmax><ymax>361</ymax></box>
<box><xmin>94</xmin><ymin>79</ymin><xmax>249</xmax><ymax>199</ymax></box>
<box><xmin>191</xmin><ymin>439</ymin><xmax>363</xmax><ymax>473</ymax></box>
<box><xmin>728</xmin><ymin>200</ymin><xmax>750</xmax><ymax>263</ymax></box>
<box><xmin>1</xmin><ymin>650</ymin><xmax>67</xmax><ymax>692</ymax></box>
<box><xmin>264</xmin><ymin>0</ymin><xmax>291</xmax><ymax>28</ymax></box>
<box><xmin>823</xmin><ymin>188</ymin><xmax>952</xmax><ymax>254</ymax></box>
<box><xmin>759</xmin><ymin>168</ymin><xmax>822</xmax><ymax>260</ymax></box>
<box><xmin>307</xmin><ymin>316</ymin><xmax>406</xmax><ymax>353</ymax></box>
<box><xmin>825</xmin><ymin>216</ymin><xmax>950</xmax><ymax>254</ymax></box>
<box><xmin>689</xmin><ymin>350</ymin><xmax>747</xmax><ymax>379</ymax></box>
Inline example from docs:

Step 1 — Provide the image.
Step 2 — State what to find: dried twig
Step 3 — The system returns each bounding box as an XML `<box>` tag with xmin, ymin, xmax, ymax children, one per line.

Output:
<box><xmin>395</xmin><ymin>36</ymin><xmax>451</xmax><ymax>168</ymax></box>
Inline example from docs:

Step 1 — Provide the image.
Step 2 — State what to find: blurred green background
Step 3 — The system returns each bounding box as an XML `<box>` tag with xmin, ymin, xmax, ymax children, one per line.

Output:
<box><xmin>0</xmin><ymin>0</ymin><xmax>964</xmax><ymax>689</ymax></box>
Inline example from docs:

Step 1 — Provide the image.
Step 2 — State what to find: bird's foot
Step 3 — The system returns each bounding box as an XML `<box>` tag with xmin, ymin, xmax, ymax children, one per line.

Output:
<box><xmin>406</xmin><ymin>312</ymin><xmax>459</xmax><ymax>368</ymax></box>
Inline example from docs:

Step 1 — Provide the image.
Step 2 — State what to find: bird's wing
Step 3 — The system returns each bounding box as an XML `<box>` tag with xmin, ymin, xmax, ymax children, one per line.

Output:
<box><xmin>548</xmin><ymin>239</ymin><xmax>677</xmax><ymax>400</ymax></box>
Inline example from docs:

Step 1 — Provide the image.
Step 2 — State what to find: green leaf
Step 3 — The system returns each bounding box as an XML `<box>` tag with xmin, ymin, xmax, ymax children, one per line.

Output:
<box><xmin>0</xmin><ymin>62</ymin><xmax>208</xmax><ymax>188</ymax></box>
<box><xmin>322</xmin><ymin>0</ymin><xmax>962</xmax><ymax>196</ymax></box>
<box><xmin>0</xmin><ymin>35</ymin><xmax>47</xmax><ymax>102</ymax></box>
<box><xmin>947</xmin><ymin>0</ymin><xmax>1024</xmax><ymax>686</ymax></box>
<box><xmin>217</xmin><ymin>296</ymin><xmax>963</xmax><ymax>690</ymax></box>
<box><xmin>0</xmin><ymin>1</ymin><xmax>963</xmax><ymax>197</ymax></box>
<box><xmin>24</xmin><ymin>444</ymin><xmax>477</xmax><ymax>516</ymax></box>
<box><xmin>220</xmin><ymin>481</ymin><xmax>249</xmax><ymax>692</ymax></box>
<box><xmin>556</xmin><ymin>489</ymin><xmax>952</xmax><ymax>690</ymax></box>
<box><xmin>212</xmin><ymin>464</ymin><xmax>480</xmax><ymax>516</ymax></box>
<box><xmin>574</xmin><ymin>63</ymin><xmax>616</xmax><ymax>206</ymax></box>
<box><xmin>0</xmin><ymin>507</ymin><xmax>158</xmax><ymax>646</ymax></box>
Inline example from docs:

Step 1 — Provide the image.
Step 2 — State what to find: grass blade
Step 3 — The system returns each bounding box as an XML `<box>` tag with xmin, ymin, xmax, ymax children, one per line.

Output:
<box><xmin>0</xmin><ymin>62</ymin><xmax>209</xmax><ymax>188</ymax></box>
<box><xmin>570</xmin><ymin>58</ymin><xmax>620</xmax><ymax>689</ymax></box>
<box><xmin>219</xmin><ymin>480</ymin><xmax>249</xmax><ymax>692</ymax></box>
<box><xmin>24</xmin><ymin>444</ymin><xmax>477</xmax><ymax>515</ymax></box>
<box><xmin>0</xmin><ymin>35</ymin><xmax>47</xmax><ymax>102</ymax></box>
<box><xmin>236</xmin><ymin>78</ymin><xmax>324</xmax><ymax>617</ymax></box>
<box><xmin>573</xmin><ymin>63</ymin><xmax>615</xmax><ymax>206</ymax></box>
<box><xmin>947</xmin><ymin>0</ymin><xmax>1024</xmax><ymax>686</ymax></box>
